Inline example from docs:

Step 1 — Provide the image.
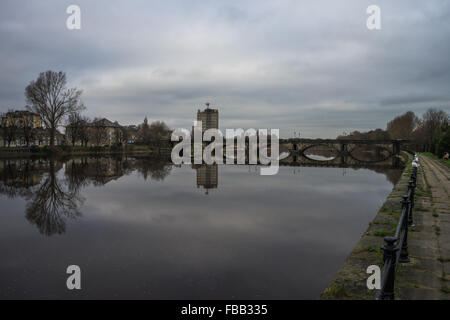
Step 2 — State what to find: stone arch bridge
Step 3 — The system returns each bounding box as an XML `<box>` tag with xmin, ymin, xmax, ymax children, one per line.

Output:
<box><xmin>279</xmin><ymin>139</ymin><xmax>408</xmax><ymax>168</ymax></box>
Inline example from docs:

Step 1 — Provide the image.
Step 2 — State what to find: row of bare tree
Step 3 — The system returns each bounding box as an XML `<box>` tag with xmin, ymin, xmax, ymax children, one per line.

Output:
<box><xmin>1</xmin><ymin>70</ymin><xmax>171</xmax><ymax>148</ymax></box>
<box><xmin>65</xmin><ymin>115</ymin><xmax>127</xmax><ymax>146</ymax></box>
<box><xmin>338</xmin><ymin>108</ymin><xmax>449</xmax><ymax>156</ymax></box>
<box><xmin>0</xmin><ymin>112</ymin><xmax>46</xmax><ymax>147</ymax></box>
<box><xmin>135</xmin><ymin>117</ymin><xmax>171</xmax><ymax>147</ymax></box>
<box><xmin>25</xmin><ymin>71</ymin><xmax>85</xmax><ymax>148</ymax></box>
<box><xmin>387</xmin><ymin>109</ymin><xmax>449</xmax><ymax>154</ymax></box>
<box><xmin>0</xmin><ymin>126</ymin><xmax>51</xmax><ymax>147</ymax></box>
<box><xmin>66</xmin><ymin>115</ymin><xmax>171</xmax><ymax>147</ymax></box>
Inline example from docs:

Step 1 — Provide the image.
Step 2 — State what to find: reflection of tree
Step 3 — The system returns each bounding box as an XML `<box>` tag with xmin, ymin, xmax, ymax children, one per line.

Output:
<box><xmin>65</xmin><ymin>157</ymin><xmax>91</xmax><ymax>192</ymax></box>
<box><xmin>135</xmin><ymin>157</ymin><xmax>172</xmax><ymax>181</ymax></box>
<box><xmin>65</xmin><ymin>156</ymin><xmax>134</xmax><ymax>186</ymax></box>
<box><xmin>0</xmin><ymin>156</ymin><xmax>174</xmax><ymax>235</ymax></box>
<box><xmin>63</xmin><ymin>155</ymin><xmax>173</xmax><ymax>185</ymax></box>
<box><xmin>372</xmin><ymin>168</ymin><xmax>403</xmax><ymax>185</ymax></box>
<box><xmin>0</xmin><ymin>159</ymin><xmax>46</xmax><ymax>199</ymax></box>
<box><xmin>25</xmin><ymin>160</ymin><xmax>84</xmax><ymax>236</ymax></box>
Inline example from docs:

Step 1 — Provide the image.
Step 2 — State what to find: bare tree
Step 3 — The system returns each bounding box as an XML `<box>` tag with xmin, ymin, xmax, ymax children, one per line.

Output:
<box><xmin>3</xmin><ymin>112</ymin><xmax>18</xmax><ymax>147</ymax></box>
<box><xmin>112</xmin><ymin>122</ymin><xmax>123</xmax><ymax>145</ymax></box>
<box><xmin>0</xmin><ymin>113</ymin><xmax>4</xmax><ymax>147</ymax></box>
<box><xmin>337</xmin><ymin>128</ymin><xmax>390</xmax><ymax>140</ymax></box>
<box><xmin>34</xmin><ymin>128</ymin><xmax>46</xmax><ymax>146</ymax></box>
<box><xmin>89</xmin><ymin>118</ymin><xmax>107</xmax><ymax>146</ymax></box>
<box><xmin>387</xmin><ymin>111</ymin><xmax>418</xmax><ymax>140</ymax></box>
<box><xmin>22</xmin><ymin>116</ymin><xmax>35</xmax><ymax>147</ymax></box>
<box><xmin>422</xmin><ymin>108</ymin><xmax>449</xmax><ymax>152</ymax></box>
<box><xmin>148</xmin><ymin>120</ymin><xmax>170</xmax><ymax>148</ymax></box>
<box><xmin>436</xmin><ymin>125</ymin><xmax>450</xmax><ymax>156</ymax></box>
<box><xmin>79</xmin><ymin>119</ymin><xmax>91</xmax><ymax>147</ymax></box>
<box><xmin>137</xmin><ymin>117</ymin><xmax>150</xmax><ymax>144</ymax></box>
<box><xmin>66</xmin><ymin>112</ymin><xmax>85</xmax><ymax>146</ymax></box>
<box><xmin>120</xmin><ymin>126</ymin><xmax>130</xmax><ymax>145</ymax></box>
<box><xmin>25</xmin><ymin>71</ymin><xmax>85</xmax><ymax>148</ymax></box>
<box><xmin>78</xmin><ymin>117</ymin><xmax>91</xmax><ymax>147</ymax></box>
<box><xmin>114</xmin><ymin>127</ymin><xmax>125</xmax><ymax>145</ymax></box>
<box><xmin>3</xmin><ymin>127</ymin><xmax>16</xmax><ymax>147</ymax></box>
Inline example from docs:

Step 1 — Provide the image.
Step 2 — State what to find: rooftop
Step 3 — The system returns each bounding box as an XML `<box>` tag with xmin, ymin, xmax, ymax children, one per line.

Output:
<box><xmin>91</xmin><ymin>118</ymin><xmax>122</xmax><ymax>127</ymax></box>
<box><xmin>4</xmin><ymin>110</ymin><xmax>40</xmax><ymax>117</ymax></box>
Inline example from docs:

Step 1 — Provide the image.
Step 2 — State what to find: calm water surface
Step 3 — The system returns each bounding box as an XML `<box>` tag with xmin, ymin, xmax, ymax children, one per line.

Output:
<box><xmin>0</xmin><ymin>156</ymin><xmax>401</xmax><ymax>299</ymax></box>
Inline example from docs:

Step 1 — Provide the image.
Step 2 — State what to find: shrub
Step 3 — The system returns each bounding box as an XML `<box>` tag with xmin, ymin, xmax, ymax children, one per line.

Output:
<box><xmin>436</xmin><ymin>129</ymin><xmax>450</xmax><ymax>157</ymax></box>
<box><xmin>30</xmin><ymin>145</ymin><xmax>40</xmax><ymax>153</ymax></box>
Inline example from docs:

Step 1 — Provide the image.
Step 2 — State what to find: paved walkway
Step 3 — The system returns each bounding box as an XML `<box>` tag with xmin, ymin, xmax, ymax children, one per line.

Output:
<box><xmin>396</xmin><ymin>155</ymin><xmax>450</xmax><ymax>299</ymax></box>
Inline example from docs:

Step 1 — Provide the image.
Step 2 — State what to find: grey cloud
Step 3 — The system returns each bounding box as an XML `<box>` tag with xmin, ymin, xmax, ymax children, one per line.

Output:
<box><xmin>0</xmin><ymin>0</ymin><xmax>450</xmax><ymax>138</ymax></box>
<box><xmin>380</xmin><ymin>94</ymin><xmax>448</xmax><ymax>106</ymax></box>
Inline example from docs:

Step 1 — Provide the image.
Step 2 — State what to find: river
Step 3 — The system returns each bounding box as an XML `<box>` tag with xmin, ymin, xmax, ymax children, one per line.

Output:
<box><xmin>0</xmin><ymin>156</ymin><xmax>402</xmax><ymax>299</ymax></box>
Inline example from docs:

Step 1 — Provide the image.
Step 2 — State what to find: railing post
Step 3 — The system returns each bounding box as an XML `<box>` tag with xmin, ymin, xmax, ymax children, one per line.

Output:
<box><xmin>399</xmin><ymin>195</ymin><xmax>410</xmax><ymax>263</ymax></box>
<box><xmin>408</xmin><ymin>180</ymin><xmax>416</xmax><ymax>227</ymax></box>
<box><xmin>411</xmin><ymin>167</ymin><xmax>417</xmax><ymax>185</ymax></box>
<box><xmin>380</xmin><ymin>236</ymin><xmax>399</xmax><ymax>300</ymax></box>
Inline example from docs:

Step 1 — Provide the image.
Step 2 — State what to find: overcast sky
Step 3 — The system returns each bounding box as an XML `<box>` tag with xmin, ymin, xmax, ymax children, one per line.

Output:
<box><xmin>1</xmin><ymin>0</ymin><xmax>449</xmax><ymax>138</ymax></box>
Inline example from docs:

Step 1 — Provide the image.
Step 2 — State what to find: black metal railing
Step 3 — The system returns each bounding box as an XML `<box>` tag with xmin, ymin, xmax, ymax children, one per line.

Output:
<box><xmin>374</xmin><ymin>165</ymin><xmax>417</xmax><ymax>300</ymax></box>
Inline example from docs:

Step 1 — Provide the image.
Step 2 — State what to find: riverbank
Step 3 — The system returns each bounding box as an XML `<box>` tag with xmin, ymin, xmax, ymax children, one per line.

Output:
<box><xmin>321</xmin><ymin>154</ymin><xmax>450</xmax><ymax>299</ymax></box>
<box><xmin>421</xmin><ymin>152</ymin><xmax>450</xmax><ymax>167</ymax></box>
<box><xmin>0</xmin><ymin>145</ymin><xmax>171</xmax><ymax>158</ymax></box>
<box><xmin>320</xmin><ymin>156</ymin><xmax>414</xmax><ymax>299</ymax></box>
<box><xmin>394</xmin><ymin>154</ymin><xmax>450</xmax><ymax>299</ymax></box>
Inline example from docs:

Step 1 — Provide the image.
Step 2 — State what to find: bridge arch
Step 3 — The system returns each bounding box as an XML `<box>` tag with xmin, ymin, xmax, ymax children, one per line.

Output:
<box><xmin>280</xmin><ymin>138</ymin><xmax>408</xmax><ymax>168</ymax></box>
<box><xmin>301</xmin><ymin>144</ymin><xmax>340</xmax><ymax>161</ymax></box>
<box><xmin>347</xmin><ymin>145</ymin><xmax>392</xmax><ymax>163</ymax></box>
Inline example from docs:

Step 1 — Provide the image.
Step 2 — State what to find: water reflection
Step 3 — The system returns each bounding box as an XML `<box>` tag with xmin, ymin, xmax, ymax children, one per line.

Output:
<box><xmin>0</xmin><ymin>159</ymin><xmax>44</xmax><ymax>198</ymax></box>
<box><xmin>194</xmin><ymin>164</ymin><xmax>218</xmax><ymax>194</ymax></box>
<box><xmin>26</xmin><ymin>160</ymin><xmax>83</xmax><ymax>236</ymax></box>
<box><xmin>0</xmin><ymin>156</ymin><xmax>401</xmax><ymax>237</ymax></box>
<box><xmin>0</xmin><ymin>156</ymin><xmax>404</xmax><ymax>299</ymax></box>
<box><xmin>0</xmin><ymin>156</ymin><xmax>174</xmax><ymax>236</ymax></box>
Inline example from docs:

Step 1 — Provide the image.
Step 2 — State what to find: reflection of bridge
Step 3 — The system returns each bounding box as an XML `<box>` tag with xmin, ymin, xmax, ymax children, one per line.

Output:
<box><xmin>278</xmin><ymin>158</ymin><xmax>405</xmax><ymax>169</ymax></box>
<box><xmin>280</xmin><ymin>139</ymin><xmax>408</xmax><ymax>168</ymax></box>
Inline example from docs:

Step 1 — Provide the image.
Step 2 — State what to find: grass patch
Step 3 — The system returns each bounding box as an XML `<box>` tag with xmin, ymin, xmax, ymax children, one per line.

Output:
<box><xmin>422</xmin><ymin>152</ymin><xmax>437</xmax><ymax>159</ymax></box>
<box><xmin>414</xmin><ymin>206</ymin><xmax>430</xmax><ymax>212</ymax></box>
<box><xmin>374</xmin><ymin>228</ymin><xmax>395</xmax><ymax>237</ymax></box>
<box><xmin>438</xmin><ymin>257</ymin><xmax>450</xmax><ymax>263</ymax></box>
<box><xmin>379</xmin><ymin>206</ymin><xmax>396</xmax><ymax>216</ymax></box>
<box><xmin>421</xmin><ymin>152</ymin><xmax>450</xmax><ymax>167</ymax></box>
<box><xmin>441</xmin><ymin>285</ymin><xmax>450</xmax><ymax>294</ymax></box>
<box><xmin>321</xmin><ymin>284</ymin><xmax>351</xmax><ymax>299</ymax></box>
<box><xmin>367</xmin><ymin>246</ymin><xmax>382</xmax><ymax>254</ymax></box>
<box><xmin>422</xmin><ymin>169</ymin><xmax>431</xmax><ymax>191</ymax></box>
<box><xmin>367</xmin><ymin>246</ymin><xmax>383</xmax><ymax>263</ymax></box>
<box><xmin>432</xmin><ymin>208</ymin><xmax>439</xmax><ymax>217</ymax></box>
<box><xmin>435</xmin><ymin>225</ymin><xmax>441</xmax><ymax>236</ymax></box>
<box><xmin>415</xmin><ymin>190</ymin><xmax>432</xmax><ymax>198</ymax></box>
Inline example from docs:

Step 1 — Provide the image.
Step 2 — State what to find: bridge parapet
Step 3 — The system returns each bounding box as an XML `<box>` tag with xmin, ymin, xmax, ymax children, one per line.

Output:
<box><xmin>281</xmin><ymin>139</ymin><xmax>407</xmax><ymax>154</ymax></box>
<box><xmin>279</xmin><ymin>139</ymin><xmax>408</xmax><ymax>168</ymax></box>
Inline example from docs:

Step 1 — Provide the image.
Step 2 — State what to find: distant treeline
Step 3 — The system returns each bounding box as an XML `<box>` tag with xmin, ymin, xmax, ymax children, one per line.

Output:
<box><xmin>337</xmin><ymin>108</ymin><xmax>449</xmax><ymax>156</ymax></box>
